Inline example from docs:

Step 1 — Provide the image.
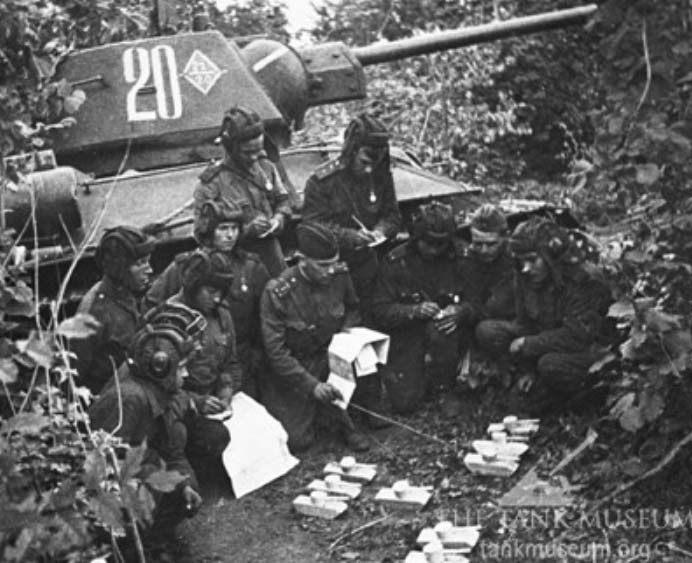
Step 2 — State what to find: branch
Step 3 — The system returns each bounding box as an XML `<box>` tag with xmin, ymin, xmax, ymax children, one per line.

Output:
<box><xmin>634</xmin><ymin>19</ymin><xmax>651</xmax><ymax>116</ymax></box>
<box><xmin>327</xmin><ymin>515</ymin><xmax>389</xmax><ymax>553</ymax></box>
<box><xmin>54</xmin><ymin>138</ymin><xmax>132</xmax><ymax>310</ymax></box>
<box><xmin>591</xmin><ymin>427</ymin><xmax>692</xmax><ymax>511</ymax></box>
<box><xmin>108</xmin><ymin>357</ymin><xmax>123</xmax><ymax>438</ymax></box>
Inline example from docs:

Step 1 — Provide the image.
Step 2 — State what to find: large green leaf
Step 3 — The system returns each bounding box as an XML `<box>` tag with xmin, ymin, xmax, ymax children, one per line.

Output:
<box><xmin>57</xmin><ymin>314</ymin><xmax>100</xmax><ymax>340</ymax></box>
<box><xmin>1</xmin><ymin>412</ymin><xmax>51</xmax><ymax>435</ymax></box>
<box><xmin>0</xmin><ymin>357</ymin><xmax>18</xmax><ymax>384</ymax></box>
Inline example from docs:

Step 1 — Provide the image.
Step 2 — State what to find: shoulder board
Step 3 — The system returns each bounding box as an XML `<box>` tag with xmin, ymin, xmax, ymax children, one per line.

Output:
<box><xmin>271</xmin><ymin>274</ymin><xmax>299</xmax><ymax>299</ymax></box>
<box><xmin>331</xmin><ymin>262</ymin><xmax>350</xmax><ymax>274</ymax></box>
<box><xmin>387</xmin><ymin>242</ymin><xmax>411</xmax><ymax>263</ymax></box>
<box><xmin>174</xmin><ymin>250</ymin><xmax>195</xmax><ymax>265</ymax></box>
<box><xmin>242</xmin><ymin>250</ymin><xmax>262</xmax><ymax>264</ymax></box>
<box><xmin>313</xmin><ymin>158</ymin><xmax>344</xmax><ymax>181</ymax></box>
<box><xmin>198</xmin><ymin>161</ymin><xmax>222</xmax><ymax>183</ymax></box>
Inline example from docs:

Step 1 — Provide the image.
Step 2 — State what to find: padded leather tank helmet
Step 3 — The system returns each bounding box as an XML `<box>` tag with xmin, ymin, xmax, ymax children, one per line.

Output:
<box><xmin>218</xmin><ymin>106</ymin><xmax>264</xmax><ymax>153</ymax></box>
<box><xmin>341</xmin><ymin>113</ymin><xmax>390</xmax><ymax>168</ymax></box>
<box><xmin>180</xmin><ymin>250</ymin><xmax>234</xmax><ymax>302</ymax></box>
<box><xmin>194</xmin><ymin>201</ymin><xmax>245</xmax><ymax>246</ymax></box>
<box><xmin>132</xmin><ymin>323</ymin><xmax>195</xmax><ymax>392</ymax></box>
<box><xmin>142</xmin><ymin>301</ymin><xmax>207</xmax><ymax>344</ymax></box>
<box><xmin>411</xmin><ymin>200</ymin><xmax>456</xmax><ymax>241</ymax></box>
<box><xmin>95</xmin><ymin>226</ymin><xmax>155</xmax><ymax>283</ymax></box>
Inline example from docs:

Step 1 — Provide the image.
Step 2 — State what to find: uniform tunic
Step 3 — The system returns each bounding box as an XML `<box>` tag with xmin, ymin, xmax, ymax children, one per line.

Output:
<box><xmin>372</xmin><ymin>241</ymin><xmax>468</xmax><ymax>412</ymax></box>
<box><xmin>476</xmin><ymin>261</ymin><xmax>613</xmax><ymax>393</ymax></box>
<box><xmin>73</xmin><ymin>277</ymin><xmax>141</xmax><ymax>395</ymax></box>
<box><xmin>145</xmin><ymin>249</ymin><xmax>270</xmax><ymax>397</ymax></box>
<box><xmin>89</xmin><ymin>364</ymin><xmax>198</xmax><ymax>489</ymax></box>
<box><xmin>260</xmin><ymin>263</ymin><xmax>359</xmax><ymax>450</ymax></box>
<box><xmin>458</xmin><ymin>245</ymin><xmax>516</xmax><ymax>323</ymax></box>
<box><xmin>168</xmin><ymin>294</ymin><xmax>238</xmax><ymax>459</ymax></box>
<box><xmin>302</xmin><ymin>159</ymin><xmax>401</xmax><ymax>318</ymax></box>
<box><xmin>193</xmin><ymin>158</ymin><xmax>291</xmax><ymax>276</ymax></box>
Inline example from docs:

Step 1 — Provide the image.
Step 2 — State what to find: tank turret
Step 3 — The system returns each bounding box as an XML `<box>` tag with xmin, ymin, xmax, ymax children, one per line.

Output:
<box><xmin>8</xmin><ymin>3</ymin><xmax>597</xmax><ymax>304</ymax></box>
<box><xmin>50</xmin><ymin>4</ymin><xmax>597</xmax><ymax>177</ymax></box>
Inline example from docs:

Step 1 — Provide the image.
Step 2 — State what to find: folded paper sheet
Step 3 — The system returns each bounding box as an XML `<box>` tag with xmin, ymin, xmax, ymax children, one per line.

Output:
<box><xmin>221</xmin><ymin>393</ymin><xmax>299</xmax><ymax>497</ymax></box>
<box><xmin>328</xmin><ymin>327</ymin><xmax>390</xmax><ymax>408</ymax></box>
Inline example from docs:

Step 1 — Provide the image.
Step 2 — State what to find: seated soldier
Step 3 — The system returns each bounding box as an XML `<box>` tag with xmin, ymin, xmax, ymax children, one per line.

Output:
<box><xmin>475</xmin><ymin>217</ymin><xmax>613</xmax><ymax>411</ymax></box>
<box><xmin>260</xmin><ymin>222</ymin><xmax>374</xmax><ymax>452</ymax></box>
<box><xmin>167</xmin><ymin>250</ymin><xmax>241</xmax><ymax>470</ymax></box>
<box><xmin>89</xmin><ymin>305</ymin><xmax>204</xmax><ymax>540</ymax></box>
<box><xmin>372</xmin><ymin>201</ymin><xmax>471</xmax><ymax>413</ymax></box>
<box><xmin>74</xmin><ymin>226</ymin><xmax>154</xmax><ymax>395</ymax></box>
<box><xmin>145</xmin><ymin>201</ymin><xmax>269</xmax><ymax>399</ymax></box>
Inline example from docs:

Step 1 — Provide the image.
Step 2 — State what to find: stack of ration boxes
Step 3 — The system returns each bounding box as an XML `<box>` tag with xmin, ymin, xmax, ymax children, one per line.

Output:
<box><xmin>463</xmin><ymin>416</ymin><xmax>540</xmax><ymax>477</ymax></box>
<box><xmin>405</xmin><ymin>521</ymin><xmax>481</xmax><ymax>563</ymax></box>
<box><xmin>293</xmin><ymin>456</ymin><xmax>377</xmax><ymax>519</ymax></box>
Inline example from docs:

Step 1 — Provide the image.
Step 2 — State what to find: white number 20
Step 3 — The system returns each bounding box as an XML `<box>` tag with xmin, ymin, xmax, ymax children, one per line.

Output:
<box><xmin>123</xmin><ymin>45</ymin><xmax>182</xmax><ymax>121</ymax></box>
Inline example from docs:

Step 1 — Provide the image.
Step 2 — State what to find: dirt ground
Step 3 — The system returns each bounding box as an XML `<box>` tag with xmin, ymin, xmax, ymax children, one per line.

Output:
<box><xmin>172</xmin><ymin>390</ymin><xmax>692</xmax><ymax>563</ymax></box>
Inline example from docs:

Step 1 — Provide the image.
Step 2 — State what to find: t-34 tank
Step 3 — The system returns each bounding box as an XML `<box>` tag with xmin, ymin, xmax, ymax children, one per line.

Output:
<box><xmin>7</xmin><ymin>3</ymin><xmax>597</xmax><ymax>304</ymax></box>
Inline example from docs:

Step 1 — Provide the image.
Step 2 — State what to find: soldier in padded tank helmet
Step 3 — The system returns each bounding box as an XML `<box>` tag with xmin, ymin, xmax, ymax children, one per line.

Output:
<box><xmin>73</xmin><ymin>226</ymin><xmax>154</xmax><ymax>395</ymax></box>
<box><xmin>89</xmin><ymin>303</ymin><xmax>204</xmax><ymax>540</ymax></box>
<box><xmin>302</xmin><ymin>113</ymin><xmax>401</xmax><ymax>322</ymax></box>
<box><xmin>372</xmin><ymin>201</ymin><xmax>471</xmax><ymax>415</ymax></box>
<box><xmin>475</xmin><ymin>217</ymin><xmax>613</xmax><ymax>413</ymax></box>
<box><xmin>193</xmin><ymin>106</ymin><xmax>291</xmax><ymax>277</ymax></box>
<box><xmin>145</xmin><ymin>200</ymin><xmax>270</xmax><ymax>398</ymax></box>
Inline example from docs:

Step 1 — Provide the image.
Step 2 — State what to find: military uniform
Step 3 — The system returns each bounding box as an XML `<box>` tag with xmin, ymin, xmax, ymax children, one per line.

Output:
<box><xmin>164</xmin><ymin>294</ymin><xmax>239</xmax><ymax>461</ymax></box>
<box><xmin>372</xmin><ymin>241</ymin><xmax>468</xmax><ymax>412</ymax></box>
<box><xmin>302</xmin><ymin>159</ymin><xmax>401</xmax><ymax>319</ymax></box>
<box><xmin>459</xmin><ymin>246</ymin><xmax>516</xmax><ymax>323</ymax></box>
<box><xmin>193</xmin><ymin>158</ymin><xmax>291</xmax><ymax>276</ymax></box>
<box><xmin>476</xmin><ymin>261</ymin><xmax>612</xmax><ymax>395</ymax></box>
<box><xmin>90</xmin><ymin>364</ymin><xmax>197</xmax><ymax>485</ymax></box>
<box><xmin>145</xmin><ymin>248</ymin><xmax>270</xmax><ymax>398</ymax></box>
<box><xmin>73</xmin><ymin>278</ymin><xmax>141</xmax><ymax>395</ymax></box>
<box><xmin>260</xmin><ymin>263</ymin><xmax>360</xmax><ymax>450</ymax></box>
<box><xmin>89</xmin><ymin>364</ymin><xmax>198</xmax><ymax>530</ymax></box>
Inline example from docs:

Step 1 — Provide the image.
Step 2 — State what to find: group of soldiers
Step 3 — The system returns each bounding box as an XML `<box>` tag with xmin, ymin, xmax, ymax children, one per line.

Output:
<box><xmin>73</xmin><ymin>107</ymin><xmax>614</xmax><ymax>536</ymax></box>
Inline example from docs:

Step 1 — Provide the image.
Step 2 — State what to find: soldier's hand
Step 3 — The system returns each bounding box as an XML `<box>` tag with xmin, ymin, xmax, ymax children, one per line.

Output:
<box><xmin>517</xmin><ymin>373</ymin><xmax>535</xmax><ymax>393</ymax></box>
<box><xmin>413</xmin><ymin>301</ymin><xmax>441</xmax><ymax>320</ymax></box>
<box><xmin>509</xmin><ymin>337</ymin><xmax>525</xmax><ymax>355</ymax></box>
<box><xmin>248</xmin><ymin>215</ymin><xmax>272</xmax><ymax>236</ymax></box>
<box><xmin>434</xmin><ymin>305</ymin><xmax>463</xmax><ymax>334</ymax></box>
<box><xmin>343</xmin><ymin>228</ymin><xmax>373</xmax><ymax>249</ymax></box>
<box><xmin>313</xmin><ymin>382</ymin><xmax>344</xmax><ymax>404</ymax></box>
<box><xmin>182</xmin><ymin>485</ymin><xmax>203</xmax><ymax>514</ymax></box>
<box><xmin>201</xmin><ymin>395</ymin><xmax>227</xmax><ymax>414</ymax></box>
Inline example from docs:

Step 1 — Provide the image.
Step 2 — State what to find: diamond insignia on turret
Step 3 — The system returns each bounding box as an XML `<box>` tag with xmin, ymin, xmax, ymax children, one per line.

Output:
<box><xmin>182</xmin><ymin>50</ymin><xmax>226</xmax><ymax>95</ymax></box>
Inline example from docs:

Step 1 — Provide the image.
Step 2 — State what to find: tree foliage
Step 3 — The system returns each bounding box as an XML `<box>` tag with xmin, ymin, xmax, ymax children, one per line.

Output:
<box><xmin>0</xmin><ymin>1</ymin><xmax>288</xmax><ymax>560</ymax></box>
<box><xmin>304</xmin><ymin>0</ymin><xmax>692</xmax><ymax>486</ymax></box>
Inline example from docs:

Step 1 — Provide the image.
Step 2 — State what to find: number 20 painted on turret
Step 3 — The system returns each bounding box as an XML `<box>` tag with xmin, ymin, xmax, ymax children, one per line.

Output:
<box><xmin>123</xmin><ymin>45</ymin><xmax>183</xmax><ymax>121</ymax></box>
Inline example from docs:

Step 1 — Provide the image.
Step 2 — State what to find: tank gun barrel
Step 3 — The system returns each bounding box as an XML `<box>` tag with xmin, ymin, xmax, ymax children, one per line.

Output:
<box><xmin>353</xmin><ymin>4</ymin><xmax>598</xmax><ymax>66</ymax></box>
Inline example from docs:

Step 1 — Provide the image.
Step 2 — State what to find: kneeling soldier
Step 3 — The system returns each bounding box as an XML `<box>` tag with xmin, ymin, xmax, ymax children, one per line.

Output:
<box><xmin>260</xmin><ymin>222</ymin><xmax>373</xmax><ymax>452</ymax></box>
<box><xmin>89</xmin><ymin>305</ymin><xmax>204</xmax><ymax>537</ymax></box>
<box><xmin>74</xmin><ymin>226</ymin><xmax>154</xmax><ymax>395</ymax></box>
<box><xmin>372</xmin><ymin>201</ymin><xmax>470</xmax><ymax>413</ymax></box>
<box><xmin>475</xmin><ymin>217</ymin><xmax>613</xmax><ymax>411</ymax></box>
